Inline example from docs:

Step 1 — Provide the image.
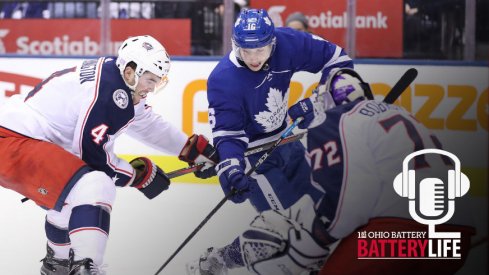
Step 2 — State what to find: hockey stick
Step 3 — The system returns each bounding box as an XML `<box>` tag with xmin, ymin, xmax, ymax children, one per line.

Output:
<box><xmin>166</xmin><ymin>131</ymin><xmax>307</xmax><ymax>179</ymax></box>
<box><xmin>18</xmin><ymin>132</ymin><xmax>307</xmax><ymax>204</ymax></box>
<box><xmin>166</xmin><ymin>68</ymin><xmax>416</xmax><ymax>181</ymax></box>
<box><xmin>154</xmin><ymin>118</ymin><xmax>303</xmax><ymax>275</ymax></box>
<box><xmin>383</xmin><ymin>68</ymin><xmax>418</xmax><ymax>104</ymax></box>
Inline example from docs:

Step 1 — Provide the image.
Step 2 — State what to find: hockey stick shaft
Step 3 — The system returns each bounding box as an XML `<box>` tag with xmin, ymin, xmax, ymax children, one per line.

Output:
<box><xmin>154</xmin><ymin>119</ymin><xmax>302</xmax><ymax>275</ymax></box>
<box><xmin>383</xmin><ymin>68</ymin><xmax>418</xmax><ymax>104</ymax></box>
<box><xmin>165</xmin><ymin>130</ymin><xmax>307</xmax><ymax>179</ymax></box>
<box><xmin>245</xmin><ymin>117</ymin><xmax>302</xmax><ymax>176</ymax></box>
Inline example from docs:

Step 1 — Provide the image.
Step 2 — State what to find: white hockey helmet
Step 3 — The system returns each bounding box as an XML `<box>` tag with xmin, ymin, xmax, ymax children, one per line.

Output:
<box><xmin>323</xmin><ymin>68</ymin><xmax>373</xmax><ymax>106</ymax></box>
<box><xmin>116</xmin><ymin>35</ymin><xmax>170</xmax><ymax>91</ymax></box>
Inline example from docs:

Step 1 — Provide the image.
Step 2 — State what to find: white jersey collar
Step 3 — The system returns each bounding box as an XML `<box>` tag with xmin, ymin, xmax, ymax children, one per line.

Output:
<box><xmin>229</xmin><ymin>51</ymin><xmax>243</xmax><ymax>68</ymax></box>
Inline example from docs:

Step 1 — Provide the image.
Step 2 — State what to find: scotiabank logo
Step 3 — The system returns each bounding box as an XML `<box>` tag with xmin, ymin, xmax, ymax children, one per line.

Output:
<box><xmin>357</xmin><ymin>149</ymin><xmax>469</xmax><ymax>259</ymax></box>
<box><xmin>268</xmin><ymin>6</ymin><xmax>388</xmax><ymax>29</ymax></box>
<box><xmin>15</xmin><ymin>35</ymin><xmax>124</xmax><ymax>55</ymax></box>
<box><xmin>0</xmin><ymin>29</ymin><xmax>9</xmax><ymax>54</ymax></box>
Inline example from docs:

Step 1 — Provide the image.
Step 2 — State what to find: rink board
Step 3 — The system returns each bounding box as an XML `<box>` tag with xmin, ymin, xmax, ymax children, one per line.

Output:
<box><xmin>0</xmin><ymin>57</ymin><xmax>487</xmax><ymax>274</ymax></box>
<box><xmin>0</xmin><ymin>57</ymin><xmax>486</xmax><ymax>190</ymax></box>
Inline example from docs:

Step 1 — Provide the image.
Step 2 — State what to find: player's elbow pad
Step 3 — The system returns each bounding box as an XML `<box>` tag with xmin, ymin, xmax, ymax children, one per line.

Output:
<box><xmin>130</xmin><ymin>157</ymin><xmax>170</xmax><ymax>199</ymax></box>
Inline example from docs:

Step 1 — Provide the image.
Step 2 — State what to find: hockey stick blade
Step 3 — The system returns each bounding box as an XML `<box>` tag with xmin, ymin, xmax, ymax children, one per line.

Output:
<box><xmin>165</xmin><ymin>131</ymin><xmax>307</xmax><ymax>179</ymax></box>
<box><xmin>154</xmin><ymin>119</ymin><xmax>303</xmax><ymax>275</ymax></box>
<box><xmin>383</xmin><ymin>68</ymin><xmax>418</xmax><ymax>104</ymax></box>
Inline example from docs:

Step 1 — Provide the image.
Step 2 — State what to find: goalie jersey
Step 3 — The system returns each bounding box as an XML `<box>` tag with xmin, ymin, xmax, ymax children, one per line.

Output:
<box><xmin>207</xmin><ymin>28</ymin><xmax>352</xmax><ymax>161</ymax></box>
<box><xmin>0</xmin><ymin>57</ymin><xmax>187</xmax><ymax>187</ymax></box>
<box><xmin>306</xmin><ymin>99</ymin><xmax>474</xmax><ymax>240</ymax></box>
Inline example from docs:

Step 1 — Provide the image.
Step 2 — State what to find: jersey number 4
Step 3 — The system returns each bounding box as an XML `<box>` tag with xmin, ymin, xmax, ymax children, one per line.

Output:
<box><xmin>91</xmin><ymin>124</ymin><xmax>109</xmax><ymax>144</ymax></box>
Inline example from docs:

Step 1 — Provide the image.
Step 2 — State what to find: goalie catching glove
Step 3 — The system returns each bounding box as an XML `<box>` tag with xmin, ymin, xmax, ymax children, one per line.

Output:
<box><xmin>179</xmin><ymin>134</ymin><xmax>220</xmax><ymax>179</ymax></box>
<box><xmin>130</xmin><ymin>157</ymin><xmax>170</xmax><ymax>199</ymax></box>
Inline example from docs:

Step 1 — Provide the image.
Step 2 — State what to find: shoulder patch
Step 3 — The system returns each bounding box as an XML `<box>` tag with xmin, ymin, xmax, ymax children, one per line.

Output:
<box><xmin>113</xmin><ymin>89</ymin><xmax>129</xmax><ymax>109</ymax></box>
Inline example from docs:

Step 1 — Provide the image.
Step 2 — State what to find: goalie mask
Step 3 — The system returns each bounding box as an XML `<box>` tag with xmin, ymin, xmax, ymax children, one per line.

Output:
<box><xmin>232</xmin><ymin>9</ymin><xmax>276</xmax><ymax>70</ymax></box>
<box><xmin>116</xmin><ymin>35</ymin><xmax>170</xmax><ymax>92</ymax></box>
<box><xmin>323</xmin><ymin>68</ymin><xmax>373</xmax><ymax>106</ymax></box>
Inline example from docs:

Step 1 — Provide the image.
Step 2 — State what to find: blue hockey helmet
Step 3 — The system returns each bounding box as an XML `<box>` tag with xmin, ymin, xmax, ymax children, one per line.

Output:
<box><xmin>232</xmin><ymin>9</ymin><xmax>275</xmax><ymax>49</ymax></box>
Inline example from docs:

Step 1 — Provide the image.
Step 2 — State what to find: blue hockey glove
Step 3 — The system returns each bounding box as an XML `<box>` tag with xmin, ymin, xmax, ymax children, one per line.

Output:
<box><xmin>216</xmin><ymin>158</ymin><xmax>256</xmax><ymax>204</ymax></box>
<box><xmin>288</xmin><ymin>90</ymin><xmax>326</xmax><ymax>129</ymax></box>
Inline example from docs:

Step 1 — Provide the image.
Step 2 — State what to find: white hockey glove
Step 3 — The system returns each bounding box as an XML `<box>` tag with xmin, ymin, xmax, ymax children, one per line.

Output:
<box><xmin>179</xmin><ymin>134</ymin><xmax>219</xmax><ymax>179</ymax></box>
<box><xmin>130</xmin><ymin>157</ymin><xmax>170</xmax><ymax>199</ymax></box>
<box><xmin>240</xmin><ymin>195</ymin><xmax>330</xmax><ymax>275</ymax></box>
<box><xmin>186</xmin><ymin>247</ymin><xmax>229</xmax><ymax>275</ymax></box>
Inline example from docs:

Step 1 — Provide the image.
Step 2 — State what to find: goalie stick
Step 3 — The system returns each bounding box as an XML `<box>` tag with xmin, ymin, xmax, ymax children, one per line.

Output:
<box><xmin>383</xmin><ymin>68</ymin><xmax>418</xmax><ymax>104</ymax></box>
<box><xmin>166</xmin><ymin>130</ymin><xmax>307</xmax><ymax>179</ymax></box>
<box><xmin>154</xmin><ymin>118</ymin><xmax>303</xmax><ymax>275</ymax></box>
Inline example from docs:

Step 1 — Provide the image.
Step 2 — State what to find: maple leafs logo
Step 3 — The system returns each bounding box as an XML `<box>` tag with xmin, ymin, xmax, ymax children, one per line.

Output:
<box><xmin>254</xmin><ymin>87</ymin><xmax>289</xmax><ymax>132</ymax></box>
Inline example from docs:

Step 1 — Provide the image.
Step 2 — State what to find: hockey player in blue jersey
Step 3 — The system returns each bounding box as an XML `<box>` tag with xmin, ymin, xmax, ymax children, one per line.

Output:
<box><xmin>190</xmin><ymin>67</ymin><xmax>475</xmax><ymax>274</ymax></box>
<box><xmin>0</xmin><ymin>35</ymin><xmax>218</xmax><ymax>275</ymax></box>
<box><xmin>187</xmin><ymin>8</ymin><xmax>352</xmax><ymax>275</ymax></box>
<box><xmin>207</xmin><ymin>8</ymin><xmax>352</xmax><ymax>211</ymax></box>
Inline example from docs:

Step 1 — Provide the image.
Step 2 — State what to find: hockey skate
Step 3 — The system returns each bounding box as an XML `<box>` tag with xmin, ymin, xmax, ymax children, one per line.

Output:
<box><xmin>186</xmin><ymin>247</ymin><xmax>228</xmax><ymax>275</ymax></box>
<box><xmin>40</xmin><ymin>245</ymin><xmax>70</xmax><ymax>275</ymax></box>
<box><xmin>68</xmin><ymin>250</ymin><xmax>105</xmax><ymax>275</ymax></box>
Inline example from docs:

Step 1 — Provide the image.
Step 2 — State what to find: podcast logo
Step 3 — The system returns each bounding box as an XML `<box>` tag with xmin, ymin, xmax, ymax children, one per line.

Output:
<box><xmin>357</xmin><ymin>149</ymin><xmax>470</xmax><ymax>259</ymax></box>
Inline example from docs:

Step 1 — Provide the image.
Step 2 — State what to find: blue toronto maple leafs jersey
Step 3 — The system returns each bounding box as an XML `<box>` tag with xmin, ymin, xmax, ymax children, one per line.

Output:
<box><xmin>207</xmin><ymin>28</ymin><xmax>353</xmax><ymax>161</ymax></box>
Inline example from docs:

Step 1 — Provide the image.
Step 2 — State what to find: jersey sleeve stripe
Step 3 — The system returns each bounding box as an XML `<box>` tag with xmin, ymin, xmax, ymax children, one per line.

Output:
<box><xmin>327</xmin><ymin>102</ymin><xmax>366</xmax><ymax>233</ymax></box>
<box><xmin>78</xmin><ymin>57</ymin><xmax>104</xmax><ymax>159</ymax></box>
<box><xmin>327</xmin><ymin>112</ymin><xmax>350</xmax><ymax>232</ymax></box>
<box><xmin>329</xmin><ymin>55</ymin><xmax>353</xmax><ymax>66</ymax></box>
<box><xmin>212</xmin><ymin>129</ymin><xmax>246</xmax><ymax>138</ymax></box>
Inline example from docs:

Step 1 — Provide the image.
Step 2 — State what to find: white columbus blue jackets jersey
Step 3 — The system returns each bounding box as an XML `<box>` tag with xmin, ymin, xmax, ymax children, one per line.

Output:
<box><xmin>0</xmin><ymin>57</ymin><xmax>187</xmax><ymax>187</ymax></box>
<box><xmin>207</xmin><ymin>28</ymin><xmax>353</xmax><ymax>161</ymax></box>
<box><xmin>307</xmin><ymin>99</ymin><xmax>474</xmax><ymax>240</ymax></box>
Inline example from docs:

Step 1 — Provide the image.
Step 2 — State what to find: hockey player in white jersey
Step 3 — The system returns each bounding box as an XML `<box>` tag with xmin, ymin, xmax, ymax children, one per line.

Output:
<box><xmin>0</xmin><ymin>35</ymin><xmax>218</xmax><ymax>275</ymax></box>
<box><xmin>289</xmin><ymin>68</ymin><xmax>475</xmax><ymax>274</ymax></box>
<box><xmin>190</xmin><ymin>68</ymin><xmax>475</xmax><ymax>274</ymax></box>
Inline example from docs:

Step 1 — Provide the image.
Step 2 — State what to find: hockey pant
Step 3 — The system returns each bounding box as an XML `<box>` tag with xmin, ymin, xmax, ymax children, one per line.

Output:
<box><xmin>245</xmin><ymin>141</ymin><xmax>322</xmax><ymax>212</ymax></box>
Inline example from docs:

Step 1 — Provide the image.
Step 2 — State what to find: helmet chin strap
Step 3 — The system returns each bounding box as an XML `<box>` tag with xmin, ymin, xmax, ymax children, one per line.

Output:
<box><xmin>125</xmin><ymin>73</ymin><xmax>140</xmax><ymax>95</ymax></box>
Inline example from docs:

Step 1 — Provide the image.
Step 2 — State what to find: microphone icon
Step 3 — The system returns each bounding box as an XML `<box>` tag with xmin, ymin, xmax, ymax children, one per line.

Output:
<box><xmin>393</xmin><ymin>149</ymin><xmax>470</xmax><ymax>238</ymax></box>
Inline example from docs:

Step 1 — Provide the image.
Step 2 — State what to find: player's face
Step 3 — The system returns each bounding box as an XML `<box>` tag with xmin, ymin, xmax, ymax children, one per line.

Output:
<box><xmin>240</xmin><ymin>45</ymin><xmax>272</xmax><ymax>71</ymax></box>
<box><xmin>132</xmin><ymin>72</ymin><xmax>162</xmax><ymax>104</ymax></box>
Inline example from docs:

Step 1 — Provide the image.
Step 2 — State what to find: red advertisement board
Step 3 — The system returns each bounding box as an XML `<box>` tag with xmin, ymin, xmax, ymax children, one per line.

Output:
<box><xmin>250</xmin><ymin>0</ymin><xmax>403</xmax><ymax>58</ymax></box>
<box><xmin>0</xmin><ymin>19</ymin><xmax>190</xmax><ymax>56</ymax></box>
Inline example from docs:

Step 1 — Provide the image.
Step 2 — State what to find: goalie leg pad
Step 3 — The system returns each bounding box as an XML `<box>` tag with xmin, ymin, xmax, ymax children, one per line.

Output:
<box><xmin>241</xmin><ymin>195</ymin><xmax>330</xmax><ymax>275</ymax></box>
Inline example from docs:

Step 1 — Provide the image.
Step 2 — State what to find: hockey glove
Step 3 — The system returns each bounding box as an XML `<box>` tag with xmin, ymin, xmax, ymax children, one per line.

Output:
<box><xmin>130</xmin><ymin>157</ymin><xmax>170</xmax><ymax>199</ymax></box>
<box><xmin>216</xmin><ymin>158</ymin><xmax>256</xmax><ymax>204</ymax></box>
<box><xmin>179</xmin><ymin>134</ymin><xmax>220</xmax><ymax>179</ymax></box>
<box><xmin>288</xmin><ymin>89</ymin><xmax>326</xmax><ymax>129</ymax></box>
